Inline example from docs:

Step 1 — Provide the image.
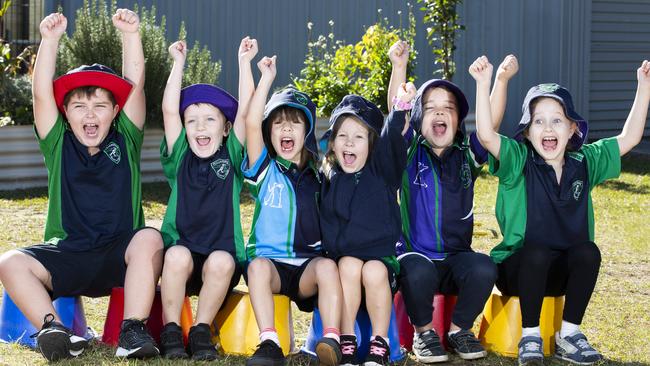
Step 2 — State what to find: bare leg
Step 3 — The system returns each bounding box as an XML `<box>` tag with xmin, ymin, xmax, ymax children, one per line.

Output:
<box><xmin>160</xmin><ymin>246</ymin><xmax>193</xmax><ymax>324</ymax></box>
<box><xmin>362</xmin><ymin>260</ymin><xmax>391</xmax><ymax>338</ymax></box>
<box><xmin>338</xmin><ymin>256</ymin><xmax>364</xmax><ymax>334</ymax></box>
<box><xmin>195</xmin><ymin>251</ymin><xmax>236</xmax><ymax>325</ymax></box>
<box><xmin>247</xmin><ymin>258</ymin><xmax>281</xmax><ymax>331</ymax></box>
<box><xmin>123</xmin><ymin>228</ymin><xmax>164</xmax><ymax>319</ymax></box>
<box><xmin>298</xmin><ymin>257</ymin><xmax>342</xmax><ymax>331</ymax></box>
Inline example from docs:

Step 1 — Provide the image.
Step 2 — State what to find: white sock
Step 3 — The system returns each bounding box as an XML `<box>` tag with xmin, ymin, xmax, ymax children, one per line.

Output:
<box><xmin>448</xmin><ymin>328</ymin><xmax>461</xmax><ymax>336</ymax></box>
<box><xmin>323</xmin><ymin>333</ymin><xmax>340</xmax><ymax>343</ymax></box>
<box><xmin>260</xmin><ymin>329</ymin><xmax>281</xmax><ymax>347</ymax></box>
<box><xmin>521</xmin><ymin>326</ymin><xmax>541</xmax><ymax>338</ymax></box>
<box><xmin>560</xmin><ymin>320</ymin><xmax>580</xmax><ymax>339</ymax></box>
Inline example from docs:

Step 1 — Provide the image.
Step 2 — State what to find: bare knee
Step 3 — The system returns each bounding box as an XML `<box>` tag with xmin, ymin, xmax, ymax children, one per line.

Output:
<box><xmin>361</xmin><ymin>260</ymin><xmax>388</xmax><ymax>288</ymax></box>
<box><xmin>338</xmin><ymin>256</ymin><xmax>363</xmax><ymax>280</ymax></box>
<box><xmin>163</xmin><ymin>246</ymin><xmax>192</xmax><ymax>274</ymax></box>
<box><xmin>247</xmin><ymin>258</ymin><xmax>273</xmax><ymax>283</ymax></box>
<box><xmin>314</xmin><ymin>257</ymin><xmax>339</xmax><ymax>281</ymax></box>
<box><xmin>0</xmin><ymin>250</ymin><xmax>49</xmax><ymax>286</ymax></box>
<box><xmin>125</xmin><ymin>228</ymin><xmax>164</xmax><ymax>263</ymax></box>
<box><xmin>203</xmin><ymin>251</ymin><xmax>235</xmax><ymax>278</ymax></box>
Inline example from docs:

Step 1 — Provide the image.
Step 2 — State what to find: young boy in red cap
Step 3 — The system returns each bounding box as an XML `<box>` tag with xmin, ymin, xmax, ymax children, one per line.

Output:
<box><xmin>157</xmin><ymin>36</ymin><xmax>256</xmax><ymax>360</ymax></box>
<box><xmin>0</xmin><ymin>10</ymin><xmax>163</xmax><ymax>361</ymax></box>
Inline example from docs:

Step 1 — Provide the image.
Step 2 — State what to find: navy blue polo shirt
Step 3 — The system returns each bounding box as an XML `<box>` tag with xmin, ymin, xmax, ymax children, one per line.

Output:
<box><xmin>160</xmin><ymin>129</ymin><xmax>246</xmax><ymax>262</ymax></box>
<box><xmin>399</xmin><ymin>129</ymin><xmax>488</xmax><ymax>260</ymax></box>
<box><xmin>37</xmin><ymin>112</ymin><xmax>144</xmax><ymax>251</ymax></box>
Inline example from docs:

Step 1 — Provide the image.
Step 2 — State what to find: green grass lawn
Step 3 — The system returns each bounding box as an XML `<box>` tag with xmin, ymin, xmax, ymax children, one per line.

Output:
<box><xmin>0</xmin><ymin>155</ymin><xmax>648</xmax><ymax>365</ymax></box>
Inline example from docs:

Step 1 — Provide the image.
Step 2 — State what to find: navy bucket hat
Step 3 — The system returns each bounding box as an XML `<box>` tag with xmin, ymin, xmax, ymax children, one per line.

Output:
<box><xmin>320</xmin><ymin>95</ymin><xmax>384</xmax><ymax>147</ymax></box>
<box><xmin>410</xmin><ymin>79</ymin><xmax>469</xmax><ymax>139</ymax></box>
<box><xmin>179</xmin><ymin>84</ymin><xmax>238</xmax><ymax>123</ymax></box>
<box><xmin>515</xmin><ymin>83</ymin><xmax>588</xmax><ymax>150</ymax></box>
<box><xmin>262</xmin><ymin>86</ymin><xmax>319</xmax><ymax>161</ymax></box>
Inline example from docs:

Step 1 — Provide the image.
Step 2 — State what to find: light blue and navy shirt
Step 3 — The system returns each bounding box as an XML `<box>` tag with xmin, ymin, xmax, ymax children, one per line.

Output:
<box><xmin>242</xmin><ymin>149</ymin><xmax>322</xmax><ymax>263</ymax></box>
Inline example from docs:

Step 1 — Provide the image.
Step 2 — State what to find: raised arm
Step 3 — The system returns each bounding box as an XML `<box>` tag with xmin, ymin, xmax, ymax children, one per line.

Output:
<box><xmin>490</xmin><ymin>54</ymin><xmax>519</xmax><ymax>131</ymax></box>
<box><xmin>469</xmin><ymin>56</ymin><xmax>500</xmax><ymax>159</ymax></box>
<box><xmin>113</xmin><ymin>8</ymin><xmax>146</xmax><ymax>129</ymax></box>
<box><xmin>161</xmin><ymin>40</ymin><xmax>186</xmax><ymax>152</ymax></box>
<box><xmin>233</xmin><ymin>36</ymin><xmax>258</xmax><ymax>144</ymax></box>
<box><xmin>32</xmin><ymin>13</ymin><xmax>67</xmax><ymax>139</ymax></box>
<box><xmin>245</xmin><ymin>56</ymin><xmax>276</xmax><ymax>168</ymax></box>
<box><xmin>617</xmin><ymin>60</ymin><xmax>650</xmax><ymax>156</ymax></box>
<box><xmin>387</xmin><ymin>40</ymin><xmax>409</xmax><ymax>110</ymax></box>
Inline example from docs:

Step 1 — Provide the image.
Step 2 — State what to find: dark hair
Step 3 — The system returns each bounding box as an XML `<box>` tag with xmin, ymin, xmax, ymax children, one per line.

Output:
<box><xmin>321</xmin><ymin>115</ymin><xmax>378</xmax><ymax>179</ymax></box>
<box><xmin>422</xmin><ymin>85</ymin><xmax>459</xmax><ymax>112</ymax></box>
<box><xmin>263</xmin><ymin>106</ymin><xmax>314</xmax><ymax>168</ymax></box>
<box><xmin>63</xmin><ymin>86</ymin><xmax>117</xmax><ymax>107</ymax></box>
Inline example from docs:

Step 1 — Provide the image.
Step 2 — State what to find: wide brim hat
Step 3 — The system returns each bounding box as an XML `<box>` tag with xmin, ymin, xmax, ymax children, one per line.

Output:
<box><xmin>410</xmin><ymin>79</ymin><xmax>469</xmax><ymax>138</ymax></box>
<box><xmin>53</xmin><ymin>64</ymin><xmax>133</xmax><ymax>115</ymax></box>
<box><xmin>320</xmin><ymin>94</ymin><xmax>384</xmax><ymax>145</ymax></box>
<box><xmin>180</xmin><ymin>84</ymin><xmax>238</xmax><ymax>123</ymax></box>
<box><xmin>515</xmin><ymin>83</ymin><xmax>588</xmax><ymax>150</ymax></box>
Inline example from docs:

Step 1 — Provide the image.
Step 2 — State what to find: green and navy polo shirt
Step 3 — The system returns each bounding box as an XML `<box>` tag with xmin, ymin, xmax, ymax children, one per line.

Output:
<box><xmin>38</xmin><ymin>112</ymin><xmax>144</xmax><ymax>251</ymax></box>
<box><xmin>160</xmin><ymin>130</ymin><xmax>246</xmax><ymax>263</ymax></box>
<box><xmin>488</xmin><ymin>135</ymin><xmax>621</xmax><ymax>263</ymax></box>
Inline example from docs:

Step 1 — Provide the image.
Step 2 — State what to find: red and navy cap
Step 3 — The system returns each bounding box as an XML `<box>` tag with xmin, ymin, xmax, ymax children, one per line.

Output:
<box><xmin>179</xmin><ymin>84</ymin><xmax>238</xmax><ymax>123</ymax></box>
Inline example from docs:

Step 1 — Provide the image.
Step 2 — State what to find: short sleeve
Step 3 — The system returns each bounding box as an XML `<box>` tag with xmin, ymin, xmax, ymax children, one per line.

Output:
<box><xmin>160</xmin><ymin>128</ymin><xmax>188</xmax><ymax>182</ymax></box>
<box><xmin>36</xmin><ymin>114</ymin><xmax>66</xmax><ymax>169</ymax></box>
<box><xmin>580</xmin><ymin>137</ymin><xmax>621</xmax><ymax>188</ymax></box>
<box><xmin>488</xmin><ymin>134</ymin><xmax>529</xmax><ymax>187</ymax></box>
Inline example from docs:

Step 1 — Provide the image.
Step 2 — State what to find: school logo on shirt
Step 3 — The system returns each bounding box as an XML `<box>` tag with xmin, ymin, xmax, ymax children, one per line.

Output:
<box><xmin>103</xmin><ymin>142</ymin><xmax>121</xmax><ymax>164</ymax></box>
<box><xmin>460</xmin><ymin>162</ymin><xmax>472</xmax><ymax>189</ymax></box>
<box><xmin>571</xmin><ymin>180</ymin><xmax>584</xmax><ymax>201</ymax></box>
<box><xmin>211</xmin><ymin>159</ymin><xmax>231</xmax><ymax>180</ymax></box>
<box><xmin>413</xmin><ymin>162</ymin><xmax>429</xmax><ymax>188</ymax></box>
<box><xmin>264</xmin><ymin>182</ymin><xmax>285</xmax><ymax>208</ymax></box>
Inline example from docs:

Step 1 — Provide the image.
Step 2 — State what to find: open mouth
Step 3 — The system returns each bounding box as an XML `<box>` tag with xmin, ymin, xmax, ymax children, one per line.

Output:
<box><xmin>196</xmin><ymin>135</ymin><xmax>211</xmax><ymax>146</ymax></box>
<box><xmin>342</xmin><ymin>151</ymin><xmax>357</xmax><ymax>166</ymax></box>
<box><xmin>541</xmin><ymin>136</ymin><xmax>558</xmax><ymax>151</ymax></box>
<box><xmin>83</xmin><ymin>123</ymin><xmax>98</xmax><ymax>137</ymax></box>
<box><xmin>432</xmin><ymin>121</ymin><xmax>447</xmax><ymax>136</ymax></box>
<box><xmin>281</xmin><ymin>137</ymin><xmax>294</xmax><ymax>152</ymax></box>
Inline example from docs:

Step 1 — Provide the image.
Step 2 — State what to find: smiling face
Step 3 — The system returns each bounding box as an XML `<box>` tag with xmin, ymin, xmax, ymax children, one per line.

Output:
<box><xmin>524</xmin><ymin>97</ymin><xmax>577</xmax><ymax>165</ymax></box>
<box><xmin>267</xmin><ymin>108</ymin><xmax>307</xmax><ymax>165</ymax></box>
<box><xmin>63</xmin><ymin>87</ymin><xmax>119</xmax><ymax>155</ymax></box>
<box><xmin>330</xmin><ymin>116</ymin><xmax>373</xmax><ymax>173</ymax></box>
<box><xmin>183</xmin><ymin>103</ymin><xmax>230</xmax><ymax>158</ymax></box>
<box><xmin>420</xmin><ymin>87</ymin><xmax>460</xmax><ymax>155</ymax></box>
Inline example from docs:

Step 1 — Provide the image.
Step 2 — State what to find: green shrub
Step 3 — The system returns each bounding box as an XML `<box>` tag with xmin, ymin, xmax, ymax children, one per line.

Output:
<box><xmin>0</xmin><ymin>74</ymin><xmax>33</xmax><ymax>126</ymax></box>
<box><xmin>57</xmin><ymin>0</ymin><xmax>221</xmax><ymax>127</ymax></box>
<box><xmin>418</xmin><ymin>0</ymin><xmax>464</xmax><ymax>80</ymax></box>
<box><xmin>293</xmin><ymin>6</ymin><xmax>417</xmax><ymax>116</ymax></box>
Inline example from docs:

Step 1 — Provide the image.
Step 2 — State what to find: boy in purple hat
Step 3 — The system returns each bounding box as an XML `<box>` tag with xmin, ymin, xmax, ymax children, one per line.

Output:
<box><xmin>157</xmin><ymin>36</ymin><xmax>257</xmax><ymax>360</ymax></box>
<box><xmin>0</xmin><ymin>10</ymin><xmax>163</xmax><ymax>361</ymax></box>
<box><xmin>470</xmin><ymin>56</ymin><xmax>650</xmax><ymax>365</ymax></box>
<box><xmin>387</xmin><ymin>41</ymin><xmax>518</xmax><ymax>363</ymax></box>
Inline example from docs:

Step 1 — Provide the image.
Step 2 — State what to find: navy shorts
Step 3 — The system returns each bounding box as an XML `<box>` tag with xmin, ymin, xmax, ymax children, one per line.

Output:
<box><xmin>184</xmin><ymin>250</ymin><xmax>242</xmax><ymax>296</ymax></box>
<box><xmin>244</xmin><ymin>258</ymin><xmax>317</xmax><ymax>312</ymax></box>
<box><xmin>19</xmin><ymin>227</ymin><xmax>157</xmax><ymax>299</ymax></box>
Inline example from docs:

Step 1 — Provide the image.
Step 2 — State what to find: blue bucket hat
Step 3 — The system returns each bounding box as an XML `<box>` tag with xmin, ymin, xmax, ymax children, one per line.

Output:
<box><xmin>320</xmin><ymin>95</ymin><xmax>384</xmax><ymax>148</ymax></box>
<box><xmin>262</xmin><ymin>86</ymin><xmax>319</xmax><ymax>161</ymax></box>
<box><xmin>410</xmin><ymin>79</ymin><xmax>469</xmax><ymax>139</ymax></box>
<box><xmin>515</xmin><ymin>83</ymin><xmax>588</xmax><ymax>150</ymax></box>
<box><xmin>179</xmin><ymin>84</ymin><xmax>238</xmax><ymax>123</ymax></box>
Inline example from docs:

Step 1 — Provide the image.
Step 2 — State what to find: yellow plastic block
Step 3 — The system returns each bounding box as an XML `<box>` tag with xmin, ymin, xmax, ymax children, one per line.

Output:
<box><xmin>211</xmin><ymin>286</ymin><xmax>294</xmax><ymax>356</ymax></box>
<box><xmin>478</xmin><ymin>291</ymin><xmax>564</xmax><ymax>357</ymax></box>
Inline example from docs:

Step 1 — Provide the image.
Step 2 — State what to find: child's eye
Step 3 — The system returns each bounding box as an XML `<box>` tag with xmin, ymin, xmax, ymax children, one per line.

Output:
<box><xmin>186</xmin><ymin>119</ymin><xmax>195</xmax><ymax>124</ymax></box>
<box><xmin>355</xmin><ymin>134</ymin><xmax>365</xmax><ymax>139</ymax></box>
<box><xmin>533</xmin><ymin>119</ymin><xmax>542</xmax><ymax>124</ymax></box>
<box><xmin>552</xmin><ymin>118</ymin><xmax>562</xmax><ymax>124</ymax></box>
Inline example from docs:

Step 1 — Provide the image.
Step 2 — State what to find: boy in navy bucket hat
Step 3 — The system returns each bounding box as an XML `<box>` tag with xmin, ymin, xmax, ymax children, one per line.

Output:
<box><xmin>319</xmin><ymin>88</ymin><xmax>414</xmax><ymax>366</ymax></box>
<box><xmin>242</xmin><ymin>56</ymin><xmax>343</xmax><ymax>366</ymax></box>
<box><xmin>157</xmin><ymin>37</ymin><xmax>257</xmax><ymax>360</ymax></box>
<box><xmin>471</xmin><ymin>56</ymin><xmax>650</xmax><ymax>365</ymax></box>
<box><xmin>388</xmin><ymin>41</ymin><xmax>519</xmax><ymax>363</ymax></box>
<box><xmin>0</xmin><ymin>10</ymin><xmax>164</xmax><ymax>361</ymax></box>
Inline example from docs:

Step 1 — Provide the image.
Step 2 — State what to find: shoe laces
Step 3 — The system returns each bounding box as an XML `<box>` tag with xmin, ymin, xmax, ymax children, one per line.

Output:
<box><xmin>575</xmin><ymin>338</ymin><xmax>592</xmax><ymax>350</ymax></box>
<box><xmin>368</xmin><ymin>339</ymin><xmax>388</xmax><ymax>357</ymax></box>
<box><xmin>453</xmin><ymin>330</ymin><xmax>481</xmax><ymax>347</ymax></box>
<box><xmin>418</xmin><ymin>330</ymin><xmax>442</xmax><ymax>348</ymax></box>
<box><xmin>341</xmin><ymin>342</ymin><xmax>356</xmax><ymax>355</ymax></box>
<box><xmin>524</xmin><ymin>340</ymin><xmax>541</xmax><ymax>352</ymax></box>
<box><xmin>160</xmin><ymin>326</ymin><xmax>183</xmax><ymax>346</ymax></box>
<box><xmin>190</xmin><ymin>326</ymin><xmax>213</xmax><ymax>347</ymax></box>
<box><xmin>30</xmin><ymin>313</ymin><xmax>68</xmax><ymax>338</ymax></box>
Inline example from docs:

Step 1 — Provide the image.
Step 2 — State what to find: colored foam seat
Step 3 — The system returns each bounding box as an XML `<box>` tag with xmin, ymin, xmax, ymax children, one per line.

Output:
<box><xmin>211</xmin><ymin>286</ymin><xmax>294</xmax><ymax>356</ymax></box>
<box><xmin>101</xmin><ymin>287</ymin><xmax>193</xmax><ymax>346</ymax></box>
<box><xmin>478</xmin><ymin>290</ymin><xmax>564</xmax><ymax>357</ymax></box>
<box><xmin>394</xmin><ymin>291</ymin><xmax>457</xmax><ymax>350</ymax></box>
<box><xmin>301</xmin><ymin>304</ymin><xmax>405</xmax><ymax>362</ymax></box>
<box><xmin>0</xmin><ymin>291</ymin><xmax>92</xmax><ymax>348</ymax></box>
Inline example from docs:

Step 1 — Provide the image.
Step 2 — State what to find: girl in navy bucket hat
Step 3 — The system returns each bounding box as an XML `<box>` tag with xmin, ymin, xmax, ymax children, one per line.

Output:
<box><xmin>471</xmin><ymin>55</ymin><xmax>650</xmax><ymax>366</ymax></box>
<box><xmin>318</xmin><ymin>85</ymin><xmax>415</xmax><ymax>366</ymax></box>
<box><xmin>157</xmin><ymin>37</ymin><xmax>256</xmax><ymax>360</ymax></box>
<box><xmin>241</xmin><ymin>56</ymin><xmax>343</xmax><ymax>366</ymax></box>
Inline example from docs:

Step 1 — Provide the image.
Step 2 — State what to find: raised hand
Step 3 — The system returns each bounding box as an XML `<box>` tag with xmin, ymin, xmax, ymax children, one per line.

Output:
<box><xmin>637</xmin><ymin>60</ymin><xmax>650</xmax><ymax>93</ymax></box>
<box><xmin>239</xmin><ymin>36</ymin><xmax>258</xmax><ymax>63</ymax></box>
<box><xmin>495</xmin><ymin>54</ymin><xmax>519</xmax><ymax>82</ymax></box>
<box><xmin>396</xmin><ymin>82</ymin><xmax>417</xmax><ymax>104</ymax></box>
<box><xmin>39</xmin><ymin>13</ymin><xmax>67</xmax><ymax>40</ymax></box>
<box><xmin>469</xmin><ymin>56</ymin><xmax>493</xmax><ymax>85</ymax></box>
<box><xmin>257</xmin><ymin>55</ymin><xmax>277</xmax><ymax>80</ymax></box>
<box><xmin>388</xmin><ymin>40</ymin><xmax>410</xmax><ymax>69</ymax></box>
<box><xmin>112</xmin><ymin>8</ymin><xmax>139</xmax><ymax>34</ymax></box>
<box><xmin>168</xmin><ymin>40</ymin><xmax>187</xmax><ymax>64</ymax></box>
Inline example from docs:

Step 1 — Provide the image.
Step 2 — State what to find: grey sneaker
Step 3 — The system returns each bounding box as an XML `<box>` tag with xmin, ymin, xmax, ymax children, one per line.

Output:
<box><xmin>555</xmin><ymin>331</ymin><xmax>603</xmax><ymax>365</ymax></box>
<box><xmin>412</xmin><ymin>329</ymin><xmax>448</xmax><ymax>363</ymax></box>
<box><xmin>32</xmin><ymin>313</ymin><xmax>89</xmax><ymax>362</ymax></box>
<box><xmin>518</xmin><ymin>336</ymin><xmax>544</xmax><ymax>366</ymax></box>
<box><xmin>446</xmin><ymin>329</ymin><xmax>487</xmax><ymax>360</ymax></box>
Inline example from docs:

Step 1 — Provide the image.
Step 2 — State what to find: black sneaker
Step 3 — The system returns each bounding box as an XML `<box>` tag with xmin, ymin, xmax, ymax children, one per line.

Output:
<box><xmin>363</xmin><ymin>336</ymin><xmax>390</xmax><ymax>366</ymax></box>
<box><xmin>188</xmin><ymin>323</ymin><xmax>218</xmax><ymax>361</ymax></box>
<box><xmin>160</xmin><ymin>322</ymin><xmax>188</xmax><ymax>359</ymax></box>
<box><xmin>246</xmin><ymin>339</ymin><xmax>285</xmax><ymax>366</ymax></box>
<box><xmin>115</xmin><ymin>318</ymin><xmax>159</xmax><ymax>358</ymax></box>
<box><xmin>340</xmin><ymin>334</ymin><xmax>359</xmax><ymax>366</ymax></box>
<box><xmin>32</xmin><ymin>313</ymin><xmax>88</xmax><ymax>362</ymax></box>
<box><xmin>412</xmin><ymin>329</ymin><xmax>448</xmax><ymax>363</ymax></box>
<box><xmin>316</xmin><ymin>336</ymin><xmax>342</xmax><ymax>366</ymax></box>
<box><xmin>446</xmin><ymin>329</ymin><xmax>487</xmax><ymax>360</ymax></box>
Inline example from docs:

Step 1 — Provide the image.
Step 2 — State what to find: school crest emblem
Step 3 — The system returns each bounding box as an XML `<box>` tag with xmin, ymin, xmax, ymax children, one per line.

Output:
<box><xmin>538</xmin><ymin>83</ymin><xmax>560</xmax><ymax>93</ymax></box>
<box><xmin>103</xmin><ymin>142</ymin><xmax>121</xmax><ymax>164</ymax></box>
<box><xmin>460</xmin><ymin>162</ymin><xmax>472</xmax><ymax>189</ymax></box>
<box><xmin>210</xmin><ymin>159</ymin><xmax>230</xmax><ymax>180</ymax></box>
<box><xmin>293</xmin><ymin>90</ymin><xmax>309</xmax><ymax>106</ymax></box>
<box><xmin>571</xmin><ymin>180</ymin><xmax>584</xmax><ymax>201</ymax></box>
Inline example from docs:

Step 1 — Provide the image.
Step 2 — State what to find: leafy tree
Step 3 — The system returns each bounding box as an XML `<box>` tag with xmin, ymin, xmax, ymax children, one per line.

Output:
<box><xmin>419</xmin><ymin>0</ymin><xmax>464</xmax><ymax>80</ymax></box>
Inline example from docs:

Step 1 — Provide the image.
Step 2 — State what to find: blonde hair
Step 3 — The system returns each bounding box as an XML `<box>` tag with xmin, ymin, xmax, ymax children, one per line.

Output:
<box><xmin>321</xmin><ymin>115</ymin><xmax>378</xmax><ymax>179</ymax></box>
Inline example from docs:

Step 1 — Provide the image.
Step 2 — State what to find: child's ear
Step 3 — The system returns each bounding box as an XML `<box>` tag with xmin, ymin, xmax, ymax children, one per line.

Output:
<box><xmin>223</xmin><ymin>121</ymin><xmax>232</xmax><ymax>137</ymax></box>
<box><xmin>569</xmin><ymin>121</ymin><xmax>578</xmax><ymax>136</ymax></box>
<box><xmin>112</xmin><ymin>104</ymin><xmax>120</xmax><ymax>119</ymax></box>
